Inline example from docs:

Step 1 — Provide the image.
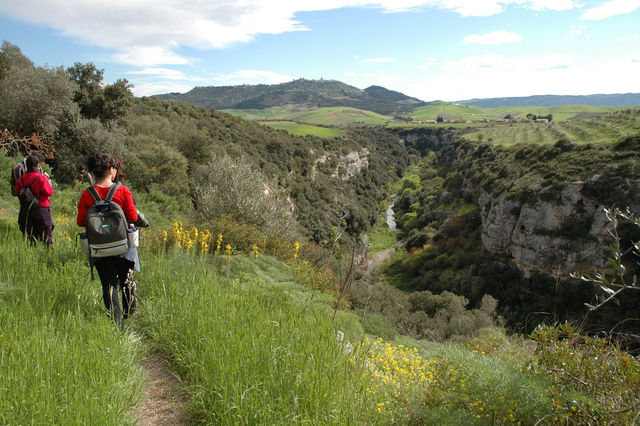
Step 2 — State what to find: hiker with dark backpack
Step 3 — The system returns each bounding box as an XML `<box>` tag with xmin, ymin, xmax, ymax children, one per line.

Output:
<box><xmin>14</xmin><ymin>153</ymin><xmax>54</xmax><ymax>246</ymax></box>
<box><xmin>10</xmin><ymin>155</ymin><xmax>27</xmax><ymax>196</ymax></box>
<box><xmin>76</xmin><ymin>153</ymin><xmax>149</xmax><ymax>328</ymax></box>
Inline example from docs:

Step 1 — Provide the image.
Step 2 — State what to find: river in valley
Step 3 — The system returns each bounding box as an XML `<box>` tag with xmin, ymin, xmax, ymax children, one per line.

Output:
<box><xmin>367</xmin><ymin>199</ymin><xmax>400</xmax><ymax>272</ymax></box>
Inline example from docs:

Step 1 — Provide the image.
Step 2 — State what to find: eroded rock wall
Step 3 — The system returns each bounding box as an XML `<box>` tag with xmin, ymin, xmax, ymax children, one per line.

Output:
<box><xmin>478</xmin><ymin>181</ymin><xmax>637</xmax><ymax>276</ymax></box>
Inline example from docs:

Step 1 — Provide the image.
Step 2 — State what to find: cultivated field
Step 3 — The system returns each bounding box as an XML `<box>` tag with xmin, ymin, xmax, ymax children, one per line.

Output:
<box><xmin>459</xmin><ymin>109</ymin><xmax>640</xmax><ymax>145</ymax></box>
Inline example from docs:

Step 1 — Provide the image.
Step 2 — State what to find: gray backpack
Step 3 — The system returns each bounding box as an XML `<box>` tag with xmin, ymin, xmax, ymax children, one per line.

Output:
<box><xmin>85</xmin><ymin>184</ymin><xmax>129</xmax><ymax>257</ymax></box>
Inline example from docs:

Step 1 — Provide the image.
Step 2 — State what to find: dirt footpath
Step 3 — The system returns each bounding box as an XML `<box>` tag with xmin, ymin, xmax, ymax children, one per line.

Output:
<box><xmin>136</xmin><ymin>352</ymin><xmax>189</xmax><ymax>425</ymax></box>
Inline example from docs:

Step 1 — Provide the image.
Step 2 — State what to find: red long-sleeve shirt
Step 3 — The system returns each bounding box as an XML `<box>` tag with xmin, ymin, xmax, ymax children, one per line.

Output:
<box><xmin>76</xmin><ymin>184</ymin><xmax>139</xmax><ymax>227</ymax></box>
<box><xmin>14</xmin><ymin>171</ymin><xmax>54</xmax><ymax>207</ymax></box>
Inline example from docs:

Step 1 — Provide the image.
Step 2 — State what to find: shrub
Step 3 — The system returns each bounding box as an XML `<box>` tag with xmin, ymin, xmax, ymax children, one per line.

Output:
<box><xmin>529</xmin><ymin>323</ymin><xmax>640</xmax><ymax>424</ymax></box>
<box><xmin>193</xmin><ymin>154</ymin><xmax>299</xmax><ymax>239</ymax></box>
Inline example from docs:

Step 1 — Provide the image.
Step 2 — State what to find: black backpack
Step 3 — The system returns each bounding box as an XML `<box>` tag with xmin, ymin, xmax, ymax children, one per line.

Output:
<box><xmin>17</xmin><ymin>174</ymin><xmax>40</xmax><ymax>209</ymax></box>
<box><xmin>85</xmin><ymin>184</ymin><xmax>129</xmax><ymax>257</ymax></box>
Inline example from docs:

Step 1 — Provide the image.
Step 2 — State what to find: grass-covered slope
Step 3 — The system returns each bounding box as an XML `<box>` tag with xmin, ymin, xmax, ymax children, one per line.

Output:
<box><xmin>224</xmin><ymin>105</ymin><xmax>391</xmax><ymax>127</ymax></box>
<box><xmin>1</xmin><ymin>180</ymin><xmax>638</xmax><ymax>424</ymax></box>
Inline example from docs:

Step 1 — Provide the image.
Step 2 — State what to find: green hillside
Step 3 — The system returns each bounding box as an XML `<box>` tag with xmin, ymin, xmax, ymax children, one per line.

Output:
<box><xmin>154</xmin><ymin>79</ymin><xmax>426</xmax><ymax>115</ymax></box>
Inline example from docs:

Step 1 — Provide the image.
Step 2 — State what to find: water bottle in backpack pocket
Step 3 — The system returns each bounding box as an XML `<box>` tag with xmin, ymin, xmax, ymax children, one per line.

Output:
<box><xmin>127</xmin><ymin>226</ymin><xmax>139</xmax><ymax>248</ymax></box>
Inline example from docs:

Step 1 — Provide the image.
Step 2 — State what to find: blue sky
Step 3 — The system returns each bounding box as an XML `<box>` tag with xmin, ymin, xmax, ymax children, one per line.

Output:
<box><xmin>1</xmin><ymin>0</ymin><xmax>639</xmax><ymax>102</ymax></box>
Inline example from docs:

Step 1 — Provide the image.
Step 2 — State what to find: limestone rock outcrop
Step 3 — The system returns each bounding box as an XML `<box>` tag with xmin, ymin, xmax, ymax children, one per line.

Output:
<box><xmin>478</xmin><ymin>182</ymin><xmax>636</xmax><ymax>277</ymax></box>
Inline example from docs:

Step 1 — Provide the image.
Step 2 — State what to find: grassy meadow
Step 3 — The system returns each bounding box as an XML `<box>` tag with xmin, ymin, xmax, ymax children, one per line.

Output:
<box><xmin>1</xmin><ymin>175</ymin><xmax>638</xmax><ymax>424</ymax></box>
<box><xmin>258</xmin><ymin>121</ymin><xmax>345</xmax><ymax>137</ymax></box>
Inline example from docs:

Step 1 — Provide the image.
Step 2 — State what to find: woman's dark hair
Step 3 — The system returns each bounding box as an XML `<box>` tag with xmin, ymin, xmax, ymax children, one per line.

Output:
<box><xmin>87</xmin><ymin>152</ymin><xmax>118</xmax><ymax>179</ymax></box>
<box><xmin>113</xmin><ymin>157</ymin><xmax>126</xmax><ymax>183</ymax></box>
<box><xmin>26</xmin><ymin>153</ymin><xmax>43</xmax><ymax>172</ymax></box>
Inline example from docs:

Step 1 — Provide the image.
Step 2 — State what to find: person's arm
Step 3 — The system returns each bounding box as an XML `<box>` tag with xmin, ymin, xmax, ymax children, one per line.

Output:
<box><xmin>117</xmin><ymin>185</ymin><xmax>139</xmax><ymax>222</ymax></box>
<box><xmin>40</xmin><ymin>175</ymin><xmax>53</xmax><ymax>197</ymax></box>
<box><xmin>118</xmin><ymin>186</ymin><xmax>150</xmax><ymax>227</ymax></box>
<box><xmin>76</xmin><ymin>191</ymin><xmax>91</xmax><ymax>227</ymax></box>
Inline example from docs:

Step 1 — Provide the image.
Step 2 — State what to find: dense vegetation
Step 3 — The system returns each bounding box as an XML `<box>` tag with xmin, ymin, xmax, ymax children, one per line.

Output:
<box><xmin>384</xmin><ymin>127</ymin><xmax>640</xmax><ymax>341</ymax></box>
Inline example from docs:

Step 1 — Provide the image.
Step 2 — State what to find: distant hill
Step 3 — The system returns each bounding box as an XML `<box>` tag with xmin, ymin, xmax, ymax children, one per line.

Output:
<box><xmin>153</xmin><ymin>79</ymin><xmax>427</xmax><ymax>115</ymax></box>
<box><xmin>457</xmin><ymin>93</ymin><xmax>640</xmax><ymax>108</ymax></box>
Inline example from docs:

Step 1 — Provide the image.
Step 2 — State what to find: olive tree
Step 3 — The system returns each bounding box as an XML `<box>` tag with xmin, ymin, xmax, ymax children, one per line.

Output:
<box><xmin>193</xmin><ymin>154</ymin><xmax>298</xmax><ymax>239</ymax></box>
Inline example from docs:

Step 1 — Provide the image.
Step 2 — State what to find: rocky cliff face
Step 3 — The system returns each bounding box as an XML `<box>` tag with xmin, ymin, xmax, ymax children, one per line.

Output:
<box><xmin>478</xmin><ymin>181</ymin><xmax>638</xmax><ymax>277</ymax></box>
<box><xmin>312</xmin><ymin>149</ymin><xmax>370</xmax><ymax>181</ymax></box>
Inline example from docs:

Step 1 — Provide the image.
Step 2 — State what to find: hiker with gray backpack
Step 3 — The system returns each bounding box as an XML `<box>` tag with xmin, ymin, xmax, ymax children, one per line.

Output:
<box><xmin>76</xmin><ymin>152</ymin><xmax>149</xmax><ymax>328</ymax></box>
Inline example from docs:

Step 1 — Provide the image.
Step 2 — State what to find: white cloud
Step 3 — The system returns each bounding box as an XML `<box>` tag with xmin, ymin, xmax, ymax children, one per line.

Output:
<box><xmin>443</xmin><ymin>53</ymin><xmax>573</xmax><ymax>72</ymax></box>
<box><xmin>131</xmin><ymin>82</ymin><xmax>195</xmax><ymax>97</ymax></box>
<box><xmin>361</xmin><ymin>57</ymin><xmax>396</xmax><ymax>63</ymax></box>
<box><xmin>432</xmin><ymin>0</ymin><xmax>505</xmax><ymax>16</ymax></box>
<box><xmin>566</xmin><ymin>25</ymin><xmax>588</xmax><ymax>38</ymax></box>
<box><xmin>398</xmin><ymin>54</ymin><xmax>640</xmax><ymax>101</ymax></box>
<box><xmin>213</xmin><ymin>70</ymin><xmax>293</xmax><ymax>85</ymax></box>
<box><xmin>419</xmin><ymin>58</ymin><xmax>438</xmax><ymax>70</ymax></box>
<box><xmin>517</xmin><ymin>0</ymin><xmax>579</xmax><ymax>12</ymax></box>
<box><xmin>0</xmin><ymin>0</ymin><xmax>586</xmax><ymax>68</ymax></box>
<box><xmin>126</xmin><ymin>68</ymin><xmax>199</xmax><ymax>80</ymax></box>
<box><xmin>618</xmin><ymin>34</ymin><xmax>640</xmax><ymax>41</ymax></box>
<box><xmin>581</xmin><ymin>0</ymin><xmax>640</xmax><ymax>20</ymax></box>
<box><xmin>112</xmin><ymin>47</ymin><xmax>190</xmax><ymax>67</ymax></box>
<box><xmin>464</xmin><ymin>31</ymin><xmax>522</xmax><ymax>45</ymax></box>
<box><xmin>431</xmin><ymin>0</ymin><xmax>579</xmax><ymax>16</ymax></box>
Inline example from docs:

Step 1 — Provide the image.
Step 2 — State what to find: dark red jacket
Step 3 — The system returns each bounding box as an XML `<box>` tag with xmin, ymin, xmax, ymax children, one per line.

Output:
<box><xmin>76</xmin><ymin>184</ymin><xmax>139</xmax><ymax>227</ymax></box>
<box><xmin>14</xmin><ymin>171</ymin><xmax>54</xmax><ymax>208</ymax></box>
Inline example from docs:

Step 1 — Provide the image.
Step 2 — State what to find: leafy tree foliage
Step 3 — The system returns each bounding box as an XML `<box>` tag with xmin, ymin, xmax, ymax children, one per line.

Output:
<box><xmin>193</xmin><ymin>153</ymin><xmax>299</xmax><ymax>239</ymax></box>
<box><xmin>0</xmin><ymin>63</ymin><xmax>77</xmax><ymax>137</ymax></box>
<box><xmin>0</xmin><ymin>40</ymin><xmax>33</xmax><ymax>80</ymax></box>
<box><xmin>66</xmin><ymin>62</ymin><xmax>133</xmax><ymax>124</ymax></box>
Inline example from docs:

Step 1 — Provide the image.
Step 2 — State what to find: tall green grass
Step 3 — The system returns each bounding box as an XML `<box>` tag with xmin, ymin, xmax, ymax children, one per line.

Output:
<box><xmin>0</xmin><ymin>220</ymin><xmax>143</xmax><ymax>425</ymax></box>
<box><xmin>133</xmin><ymin>251</ymin><xmax>389</xmax><ymax>423</ymax></box>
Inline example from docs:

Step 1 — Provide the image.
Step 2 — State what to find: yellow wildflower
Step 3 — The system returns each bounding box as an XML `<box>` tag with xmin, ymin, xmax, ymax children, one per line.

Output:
<box><xmin>216</xmin><ymin>233</ymin><xmax>223</xmax><ymax>252</ymax></box>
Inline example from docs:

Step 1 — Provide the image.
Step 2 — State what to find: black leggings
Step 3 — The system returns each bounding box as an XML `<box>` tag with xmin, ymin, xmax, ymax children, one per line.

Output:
<box><xmin>94</xmin><ymin>257</ymin><xmax>135</xmax><ymax>325</ymax></box>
